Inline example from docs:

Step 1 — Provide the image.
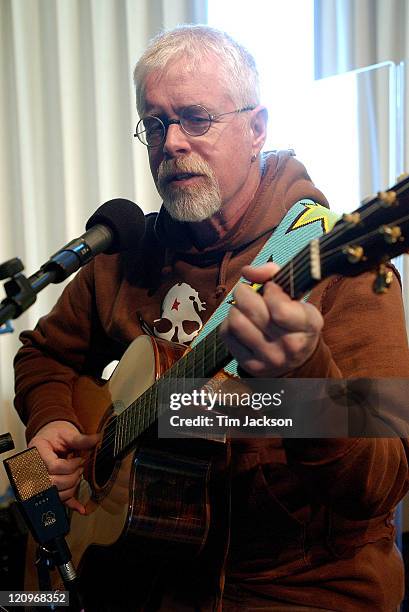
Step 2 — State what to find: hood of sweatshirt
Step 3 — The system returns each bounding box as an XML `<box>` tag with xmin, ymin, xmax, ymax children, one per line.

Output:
<box><xmin>153</xmin><ymin>150</ymin><xmax>329</xmax><ymax>264</ymax></box>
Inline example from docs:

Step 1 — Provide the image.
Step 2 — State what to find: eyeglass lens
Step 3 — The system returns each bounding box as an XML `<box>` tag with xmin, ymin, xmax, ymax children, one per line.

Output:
<box><xmin>136</xmin><ymin>105</ymin><xmax>212</xmax><ymax>146</ymax></box>
<box><xmin>180</xmin><ymin>106</ymin><xmax>212</xmax><ymax>135</ymax></box>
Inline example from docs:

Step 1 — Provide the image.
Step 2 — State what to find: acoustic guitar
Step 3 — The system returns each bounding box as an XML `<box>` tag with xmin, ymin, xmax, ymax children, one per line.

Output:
<box><xmin>25</xmin><ymin>175</ymin><xmax>409</xmax><ymax>602</ymax></box>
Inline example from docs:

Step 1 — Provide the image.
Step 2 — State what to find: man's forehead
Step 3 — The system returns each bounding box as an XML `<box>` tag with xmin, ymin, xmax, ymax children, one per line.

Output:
<box><xmin>142</xmin><ymin>58</ymin><xmax>232</xmax><ymax>111</ymax></box>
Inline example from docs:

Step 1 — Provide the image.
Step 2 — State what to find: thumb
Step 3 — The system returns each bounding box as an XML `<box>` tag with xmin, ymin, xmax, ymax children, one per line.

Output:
<box><xmin>69</xmin><ymin>432</ymin><xmax>100</xmax><ymax>451</ymax></box>
<box><xmin>242</xmin><ymin>262</ymin><xmax>280</xmax><ymax>284</ymax></box>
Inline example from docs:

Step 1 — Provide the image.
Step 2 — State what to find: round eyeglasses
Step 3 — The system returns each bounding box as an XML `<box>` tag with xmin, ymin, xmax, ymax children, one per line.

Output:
<box><xmin>134</xmin><ymin>104</ymin><xmax>255</xmax><ymax>147</ymax></box>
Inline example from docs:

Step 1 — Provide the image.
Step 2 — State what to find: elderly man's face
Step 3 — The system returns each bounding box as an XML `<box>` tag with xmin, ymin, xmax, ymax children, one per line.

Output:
<box><xmin>142</xmin><ymin>57</ymin><xmax>264</xmax><ymax>223</ymax></box>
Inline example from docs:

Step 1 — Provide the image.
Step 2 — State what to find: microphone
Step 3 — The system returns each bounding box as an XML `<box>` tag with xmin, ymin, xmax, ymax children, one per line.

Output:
<box><xmin>41</xmin><ymin>198</ymin><xmax>146</xmax><ymax>282</ymax></box>
<box><xmin>0</xmin><ymin>198</ymin><xmax>145</xmax><ymax>325</ymax></box>
<box><xmin>4</xmin><ymin>447</ymin><xmax>83</xmax><ymax>608</ymax></box>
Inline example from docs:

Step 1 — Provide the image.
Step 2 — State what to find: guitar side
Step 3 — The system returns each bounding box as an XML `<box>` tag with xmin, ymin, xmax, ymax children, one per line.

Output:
<box><xmin>25</xmin><ymin>335</ymin><xmax>211</xmax><ymax>591</ymax></box>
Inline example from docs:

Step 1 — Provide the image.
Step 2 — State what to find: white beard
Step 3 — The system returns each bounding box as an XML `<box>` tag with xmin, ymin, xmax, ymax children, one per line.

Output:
<box><xmin>157</xmin><ymin>154</ymin><xmax>222</xmax><ymax>222</ymax></box>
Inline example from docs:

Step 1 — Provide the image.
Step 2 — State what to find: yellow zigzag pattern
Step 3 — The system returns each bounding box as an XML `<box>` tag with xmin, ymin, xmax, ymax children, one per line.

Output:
<box><xmin>286</xmin><ymin>202</ymin><xmax>337</xmax><ymax>234</ymax></box>
<box><xmin>229</xmin><ymin>204</ymin><xmax>338</xmax><ymax>303</ymax></box>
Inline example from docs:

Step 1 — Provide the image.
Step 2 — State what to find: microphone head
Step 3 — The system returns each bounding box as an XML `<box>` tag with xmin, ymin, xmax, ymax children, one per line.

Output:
<box><xmin>4</xmin><ymin>447</ymin><xmax>70</xmax><ymax>543</ymax></box>
<box><xmin>4</xmin><ymin>447</ymin><xmax>51</xmax><ymax>501</ymax></box>
<box><xmin>86</xmin><ymin>199</ymin><xmax>145</xmax><ymax>254</ymax></box>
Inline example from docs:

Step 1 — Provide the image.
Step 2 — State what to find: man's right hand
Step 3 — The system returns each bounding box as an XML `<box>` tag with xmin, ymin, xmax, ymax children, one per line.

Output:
<box><xmin>28</xmin><ymin>421</ymin><xmax>99</xmax><ymax>514</ymax></box>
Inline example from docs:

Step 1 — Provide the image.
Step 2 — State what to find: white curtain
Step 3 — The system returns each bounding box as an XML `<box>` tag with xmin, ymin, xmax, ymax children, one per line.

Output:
<box><xmin>314</xmin><ymin>0</ymin><xmax>409</xmax><ymax>538</ymax></box>
<box><xmin>314</xmin><ymin>0</ymin><xmax>409</xmax><ymax>172</ymax></box>
<box><xmin>314</xmin><ymin>0</ymin><xmax>409</xmax><ymax>318</ymax></box>
<box><xmin>0</xmin><ymin>0</ymin><xmax>206</xmax><ymax>493</ymax></box>
<box><xmin>314</xmin><ymin>0</ymin><xmax>409</xmax><ymax>77</ymax></box>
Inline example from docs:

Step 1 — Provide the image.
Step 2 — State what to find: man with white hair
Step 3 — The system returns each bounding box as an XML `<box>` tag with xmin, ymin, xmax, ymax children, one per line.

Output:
<box><xmin>14</xmin><ymin>25</ymin><xmax>409</xmax><ymax>611</ymax></box>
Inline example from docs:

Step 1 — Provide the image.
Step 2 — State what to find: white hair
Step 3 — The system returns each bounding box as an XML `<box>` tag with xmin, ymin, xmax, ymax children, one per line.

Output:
<box><xmin>133</xmin><ymin>25</ymin><xmax>260</xmax><ymax>115</ymax></box>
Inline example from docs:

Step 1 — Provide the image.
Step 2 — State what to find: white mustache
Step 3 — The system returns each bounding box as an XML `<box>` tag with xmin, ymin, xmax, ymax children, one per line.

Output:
<box><xmin>158</xmin><ymin>155</ymin><xmax>213</xmax><ymax>186</ymax></box>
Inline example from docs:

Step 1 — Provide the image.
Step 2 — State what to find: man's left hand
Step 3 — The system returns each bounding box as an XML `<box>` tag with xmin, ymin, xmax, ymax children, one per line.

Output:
<box><xmin>220</xmin><ymin>263</ymin><xmax>323</xmax><ymax>377</ymax></box>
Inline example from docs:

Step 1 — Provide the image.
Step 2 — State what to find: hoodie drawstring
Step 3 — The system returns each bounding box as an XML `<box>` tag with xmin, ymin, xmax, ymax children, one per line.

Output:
<box><xmin>215</xmin><ymin>251</ymin><xmax>233</xmax><ymax>299</ymax></box>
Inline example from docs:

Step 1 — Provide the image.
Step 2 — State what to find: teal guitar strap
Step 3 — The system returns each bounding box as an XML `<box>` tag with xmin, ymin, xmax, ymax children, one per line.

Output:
<box><xmin>190</xmin><ymin>199</ymin><xmax>340</xmax><ymax>376</ymax></box>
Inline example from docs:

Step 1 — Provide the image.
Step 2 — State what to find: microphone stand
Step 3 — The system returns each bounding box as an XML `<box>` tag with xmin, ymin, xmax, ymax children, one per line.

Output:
<box><xmin>35</xmin><ymin>537</ymin><xmax>84</xmax><ymax>611</ymax></box>
<box><xmin>0</xmin><ymin>259</ymin><xmax>84</xmax><ymax>609</ymax></box>
<box><xmin>0</xmin><ymin>262</ymin><xmax>20</xmax><ymax>457</ymax></box>
<box><xmin>0</xmin><ymin>260</ymin><xmax>25</xmax><ymax>457</ymax></box>
<box><xmin>0</xmin><ymin>257</ymin><xmax>60</xmax><ymax>327</ymax></box>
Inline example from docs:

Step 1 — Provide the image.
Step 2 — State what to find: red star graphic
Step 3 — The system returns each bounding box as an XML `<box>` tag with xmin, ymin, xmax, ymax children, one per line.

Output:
<box><xmin>171</xmin><ymin>298</ymin><xmax>180</xmax><ymax>311</ymax></box>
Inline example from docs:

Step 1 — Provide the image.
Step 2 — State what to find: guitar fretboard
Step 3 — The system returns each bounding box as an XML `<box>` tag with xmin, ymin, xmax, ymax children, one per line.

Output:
<box><xmin>113</xmin><ymin>242</ymin><xmax>316</xmax><ymax>458</ymax></box>
<box><xmin>100</xmin><ymin>173</ymin><xmax>409</xmax><ymax>460</ymax></box>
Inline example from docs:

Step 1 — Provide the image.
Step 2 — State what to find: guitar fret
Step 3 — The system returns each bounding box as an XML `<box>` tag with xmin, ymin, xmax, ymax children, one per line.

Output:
<box><xmin>130</xmin><ymin>400</ymin><xmax>137</xmax><ymax>445</ymax></box>
<box><xmin>126</xmin><ymin>410</ymin><xmax>133</xmax><ymax>450</ymax></box>
<box><xmin>119</xmin><ymin>412</ymin><xmax>125</xmax><ymax>456</ymax></box>
<box><xmin>121</xmin><ymin>412</ymin><xmax>127</xmax><ymax>452</ymax></box>
<box><xmin>202</xmin><ymin>336</ymin><xmax>211</xmax><ymax>376</ymax></box>
<box><xmin>179</xmin><ymin>352</ymin><xmax>188</xmax><ymax>378</ymax></box>
<box><xmin>190</xmin><ymin>345</ymin><xmax>198</xmax><ymax>378</ymax></box>
<box><xmin>139</xmin><ymin>392</ymin><xmax>145</xmax><ymax>436</ymax></box>
<box><xmin>212</xmin><ymin>336</ymin><xmax>217</xmax><ymax>372</ymax></box>
<box><xmin>114</xmin><ymin>415</ymin><xmax>119</xmax><ymax>457</ymax></box>
<box><xmin>135</xmin><ymin>399</ymin><xmax>140</xmax><ymax>440</ymax></box>
<box><xmin>120</xmin><ymin>407</ymin><xmax>126</xmax><ymax>453</ymax></box>
<box><xmin>138</xmin><ymin>393</ymin><xmax>145</xmax><ymax>437</ymax></box>
<box><xmin>148</xmin><ymin>385</ymin><xmax>156</xmax><ymax>427</ymax></box>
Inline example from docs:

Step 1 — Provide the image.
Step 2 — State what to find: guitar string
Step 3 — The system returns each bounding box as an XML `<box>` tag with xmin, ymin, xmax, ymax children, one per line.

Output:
<box><xmin>88</xmin><ymin>199</ymin><xmax>409</xmax><ymax>467</ymax></box>
<box><xmin>92</xmin><ymin>331</ymin><xmax>227</xmax><ymax>466</ymax></box>
<box><xmin>269</xmin><ymin>181</ymin><xmax>409</xmax><ymax>294</ymax></box>
<box><xmin>90</xmin><ymin>205</ymin><xmax>409</xmax><ymax>469</ymax></box>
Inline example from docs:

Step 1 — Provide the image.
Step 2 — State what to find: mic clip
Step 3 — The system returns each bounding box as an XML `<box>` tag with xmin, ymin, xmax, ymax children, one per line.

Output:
<box><xmin>35</xmin><ymin>545</ymin><xmax>54</xmax><ymax>592</ymax></box>
<box><xmin>35</xmin><ymin>538</ymin><xmax>84</xmax><ymax>611</ymax></box>
<box><xmin>0</xmin><ymin>259</ymin><xmax>37</xmax><ymax>325</ymax></box>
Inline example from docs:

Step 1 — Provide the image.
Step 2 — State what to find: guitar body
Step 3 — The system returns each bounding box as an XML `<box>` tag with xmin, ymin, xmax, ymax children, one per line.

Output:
<box><xmin>25</xmin><ymin>335</ymin><xmax>229</xmax><ymax>605</ymax></box>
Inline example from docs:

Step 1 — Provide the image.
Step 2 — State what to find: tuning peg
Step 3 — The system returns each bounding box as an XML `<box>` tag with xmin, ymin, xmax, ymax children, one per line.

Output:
<box><xmin>374</xmin><ymin>264</ymin><xmax>394</xmax><ymax>294</ymax></box>
<box><xmin>342</xmin><ymin>212</ymin><xmax>361</xmax><ymax>224</ymax></box>
<box><xmin>378</xmin><ymin>190</ymin><xmax>397</xmax><ymax>206</ymax></box>
<box><xmin>343</xmin><ymin>245</ymin><xmax>366</xmax><ymax>263</ymax></box>
<box><xmin>380</xmin><ymin>225</ymin><xmax>403</xmax><ymax>244</ymax></box>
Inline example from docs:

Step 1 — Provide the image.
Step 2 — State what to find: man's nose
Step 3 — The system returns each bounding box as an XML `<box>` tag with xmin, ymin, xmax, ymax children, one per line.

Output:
<box><xmin>163</xmin><ymin>123</ymin><xmax>192</xmax><ymax>157</ymax></box>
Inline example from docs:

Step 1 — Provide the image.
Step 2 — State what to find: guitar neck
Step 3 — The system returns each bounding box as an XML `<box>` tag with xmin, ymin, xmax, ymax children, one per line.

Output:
<box><xmin>114</xmin><ymin>173</ymin><xmax>409</xmax><ymax>457</ymax></box>
<box><xmin>113</xmin><ymin>246</ymin><xmax>318</xmax><ymax>458</ymax></box>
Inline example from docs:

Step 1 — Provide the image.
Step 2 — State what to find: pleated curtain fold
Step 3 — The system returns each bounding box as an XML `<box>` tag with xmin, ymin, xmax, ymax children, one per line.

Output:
<box><xmin>0</xmin><ymin>0</ymin><xmax>206</xmax><ymax>492</ymax></box>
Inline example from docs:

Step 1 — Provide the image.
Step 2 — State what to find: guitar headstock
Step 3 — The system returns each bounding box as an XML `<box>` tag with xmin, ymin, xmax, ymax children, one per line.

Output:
<box><xmin>318</xmin><ymin>174</ymin><xmax>409</xmax><ymax>291</ymax></box>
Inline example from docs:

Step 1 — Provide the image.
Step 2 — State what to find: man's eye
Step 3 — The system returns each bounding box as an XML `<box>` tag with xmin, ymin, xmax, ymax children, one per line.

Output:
<box><xmin>144</xmin><ymin>120</ymin><xmax>162</xmax><ymax>134</ymax></box>
<box><xmin>186</xmin><ymin>115</ymin><xmax>208</xmax><ymax>123</ymax></box>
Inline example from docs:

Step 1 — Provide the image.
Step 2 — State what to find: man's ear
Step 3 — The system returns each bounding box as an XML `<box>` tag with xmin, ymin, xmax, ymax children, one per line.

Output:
<box><xmin>250</xmin><ymin>105</ymin><xmax>268</xmax><ymax>157</ymax></box>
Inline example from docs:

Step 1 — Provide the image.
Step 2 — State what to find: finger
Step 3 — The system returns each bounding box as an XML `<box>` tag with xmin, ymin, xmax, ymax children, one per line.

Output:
<box><xmin>51</xmin><ymin>467</ymin><xmax>83</xmax><ymax>492</ymax></box>
<box><xmin>264</xmin><ymin>283</ymin><xmax>323</xmax><ymax>334</ymax></box>
<box><xmin>45</xmin><ymin>455</ymin><xmax>85</xmax><ymax>476</ymax></box>
<box><xmin>59</xmin><ymin>483</ymin><xmax>80</xmax><ymax>499</ymax></box>
<box><xmin>29</xmin><ymin>431</ymin><xmax>78</xmax><ymax>456</ymax></box>
<box><xmin>222</xmin><ymin>332</ymin><xmax>268</xmax><ymax>376</ymax></box>
<box><xmin>241</xmin><ymin>262</ymin><xmax>280</xmax><ymax>283</ymax></box>
<box><xmin>226</xmin><ymin>288</ymin><xmax>289</xmax><ymax>347</ymax></box>
<box><xmin>232</xmin><ymin>283</ymin><xmax>271</xmax><ymax>332</ymax></box>
<box><xmin>69</xmin><ymin>432</ymin><xmax>100</xmax><ymax>451</ymax></box>
<box><xmin>28</xmin><ymin>439</ymin><xmax>78</xmax><ymax>474</ymax></box>
<box><xmin>65</xmin><ymin>496</ymin><xmax>86</xmax><ymax>515</ymax></box>
<box><xmin>222</xmin><ymin>307</ymin><xmax>282</xmax><ymax>366</ymax></box>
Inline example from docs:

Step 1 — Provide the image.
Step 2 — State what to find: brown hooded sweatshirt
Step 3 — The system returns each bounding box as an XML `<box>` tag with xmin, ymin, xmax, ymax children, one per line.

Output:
<box><xmin>14</xmin><ymin>151</ymin><xmax>409</xmax><ymax>611</ymax></box>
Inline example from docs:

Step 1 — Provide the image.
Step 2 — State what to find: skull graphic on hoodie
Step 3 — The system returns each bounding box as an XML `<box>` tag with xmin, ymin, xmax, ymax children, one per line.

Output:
<box><xmin>153</xmin><ymin>282</ymin><xmax>206</xmax><ymax>344</ymax></box>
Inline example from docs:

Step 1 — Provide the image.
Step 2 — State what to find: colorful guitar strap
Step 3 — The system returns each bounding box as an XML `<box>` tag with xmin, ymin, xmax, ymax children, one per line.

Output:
<box><xmin>190</xmin><ymin>198</ymin><xmax>340</xmax><ymax>376</ymax></box>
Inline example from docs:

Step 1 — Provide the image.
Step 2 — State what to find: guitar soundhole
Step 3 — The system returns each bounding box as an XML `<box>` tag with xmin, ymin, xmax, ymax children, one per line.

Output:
<box><xmin>94</xmin><ymin>419</ymin><xmax>116</xmax><ymax>488</ymax></box>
